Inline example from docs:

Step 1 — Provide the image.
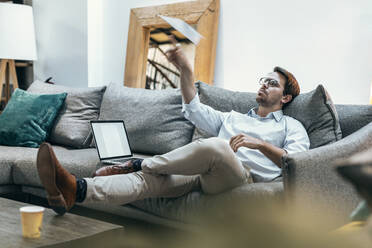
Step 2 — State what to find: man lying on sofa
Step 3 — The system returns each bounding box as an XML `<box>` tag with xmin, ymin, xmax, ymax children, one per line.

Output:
<box><xmin>36</xmin><ymin>39</ymin><xmax>310</xmax><ymax>215</ymax></box>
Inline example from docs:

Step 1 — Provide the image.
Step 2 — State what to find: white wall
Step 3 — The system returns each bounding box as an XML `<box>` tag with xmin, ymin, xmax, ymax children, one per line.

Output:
<box><xmin>95</xmin><ymin>0</ymin><xmax>186</xmax><ymax>87</ymax></box>
<box><xmin>93</xmin><ymin>0</ymin><xmax>372</xmax><ymax>104</ymax></box>
<box><xmin>215</xmin><ymin>0</ymin><xmax>372</xmax><ymax>104</ymax></box>
<box><xmin>33</xmin><ymin>0</ymin><xmax>372</xmax><ymax>103</ymax></box>
<box><xmin>87</xmin><ymin>0</ymin><xmax>103</xmax><ymax>87</ymax></box>
<box><xmin>33</xmin><ymin>0</ymin><xmax>87</xmax><ymax>87</ymax></box>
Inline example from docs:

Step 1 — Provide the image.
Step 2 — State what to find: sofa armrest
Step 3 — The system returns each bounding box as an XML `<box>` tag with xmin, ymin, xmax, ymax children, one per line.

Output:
<box><xmin>282</xmin><ymin>122</ymin><xmax>372</xmax><ymax>221</ymax></box>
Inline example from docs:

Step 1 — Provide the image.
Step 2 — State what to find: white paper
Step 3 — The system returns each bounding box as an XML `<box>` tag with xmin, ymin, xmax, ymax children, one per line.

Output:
<box><xmin>159</xmin><ymin>15</ymin><xmax>203</xmax><ymax>45</ymax></box>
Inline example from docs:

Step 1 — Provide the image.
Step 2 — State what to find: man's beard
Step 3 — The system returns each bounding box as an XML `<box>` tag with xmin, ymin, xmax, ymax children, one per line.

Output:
<box><xmin>256</xmin><ymin>95</ymin><xmax>280</xmax><ymax>108</ymax></box>
<box><xmin>256</xmin><ymin>95</ymin><xmax>267</xmax><ymax>106</ymax></box>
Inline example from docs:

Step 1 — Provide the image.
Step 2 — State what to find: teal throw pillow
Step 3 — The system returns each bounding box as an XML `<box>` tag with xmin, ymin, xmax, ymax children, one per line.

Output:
<box><xmin>0</xmin><ymin>89</ymin><xmax>67</xmax><ymax>148</ymax></box>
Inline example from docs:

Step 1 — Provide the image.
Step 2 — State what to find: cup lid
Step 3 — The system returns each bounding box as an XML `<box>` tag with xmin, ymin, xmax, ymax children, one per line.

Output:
<box><xmin>19</xmin><ymin>206</ymin><xmax>45</xmax><ymax>213</ymax></box>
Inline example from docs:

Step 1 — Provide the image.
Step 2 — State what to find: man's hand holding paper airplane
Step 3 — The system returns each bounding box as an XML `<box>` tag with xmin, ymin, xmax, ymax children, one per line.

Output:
<box><xmin>159</xmin><ymin>15</ymin><xmax>203</xmax><ymax>45</ymax></box>
<box><xmin>160</xmin><ymin>14</ymin><xmax>201</xmax><ymax>103</ymax></box>
<box><xmin>161</xmin><ymin>14</ymin><xmax>203</xmax><ymax>72</ymax></box>
<box><xmin>165</xmin><ymin>35</ymin><xmax>192</xmax><ymax>72</ymax></box>
<box><xmin>165</xmin><ymin>35</ymin><xmax>196</xmax><ymax>104</ymax></box>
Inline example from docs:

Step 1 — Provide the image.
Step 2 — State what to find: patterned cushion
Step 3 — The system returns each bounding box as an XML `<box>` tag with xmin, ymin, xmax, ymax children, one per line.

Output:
<box><xmin>0</xmin><ymin>89</ymin><xmax>66</xmax><ymax>148</ymax></box>
<box><xmin>98</xmin><ymin>83</ymin><xmax>195</xmax><ymax>155</ymax></box>
<box><xmin>194</xmin><ymin>82</ymin><xmax>342</xmax><ymax>149</ymax></box>
<box><xmin>28</xmin><ymin>80</ymin><xmax>106</xmax><ymax>148</ymax></box>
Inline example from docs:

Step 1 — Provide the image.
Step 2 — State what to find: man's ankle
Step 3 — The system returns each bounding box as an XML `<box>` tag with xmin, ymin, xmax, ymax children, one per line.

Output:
<box><xmin>75</xmin><ymin>178</ymin><xmax>87</xmax><ymax>203</ymax></box>
<box><xmin>132</xmin><ymin>159</ymin><xmax>143</xmax><ymax>171</ymax></box>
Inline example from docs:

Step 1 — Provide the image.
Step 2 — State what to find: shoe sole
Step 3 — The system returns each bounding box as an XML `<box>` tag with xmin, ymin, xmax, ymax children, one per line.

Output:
<box><xmin>36</xmin><ymin>143</ymin><xmax>67</xmax><ymax>215</ymax></box>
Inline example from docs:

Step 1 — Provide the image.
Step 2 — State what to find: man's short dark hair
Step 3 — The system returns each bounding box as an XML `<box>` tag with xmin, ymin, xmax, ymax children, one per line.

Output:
<box><xmin>273</xmin><ymin>66</ymin><xmax>300</xmax><ymax>106</ymax></box>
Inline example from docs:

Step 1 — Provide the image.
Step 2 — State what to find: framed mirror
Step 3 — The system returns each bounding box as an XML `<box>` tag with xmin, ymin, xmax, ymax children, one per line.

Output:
<box><xmin>124</xmin><ymin>0</ymin><xmax>219</xmax><ymax>88</ymax></box>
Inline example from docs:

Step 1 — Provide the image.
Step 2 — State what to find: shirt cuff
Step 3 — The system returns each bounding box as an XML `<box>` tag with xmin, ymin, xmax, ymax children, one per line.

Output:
<box><xmin>182</xmin><ymin>93</ymin><xmax>201</xmax><ymax>113</ymax></box>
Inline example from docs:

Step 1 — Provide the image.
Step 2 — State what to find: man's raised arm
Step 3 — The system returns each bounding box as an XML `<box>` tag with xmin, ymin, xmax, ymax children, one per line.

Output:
<box><xmin>165</xmin><ymin>36</ymin><xmax>196</xmax><ymax>103</ymax></box>
<box><xmin>165</xmin><ymin>36</ymin><xmax>226</xmax><ymax>136</ymax></box>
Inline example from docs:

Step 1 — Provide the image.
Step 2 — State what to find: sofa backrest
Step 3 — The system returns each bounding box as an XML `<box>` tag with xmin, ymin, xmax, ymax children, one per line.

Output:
<box><xmin>97</xmin><ymin>83</ymin><xmax>195</xmax><ymax>155</ymax></box>
<box><xmin>27</xmin><ymin>80</ymin><xmax>107</xmax><ymax>149</ymax></box>
<box><xmin>195</xmin><ymin>82</ymin><xmax>342</xmax><ymax>149</ymax></box>
<box><xmin>335</xmin><ymin>104</ymin><xmax>372</xmax><ymax>137</ymax></box>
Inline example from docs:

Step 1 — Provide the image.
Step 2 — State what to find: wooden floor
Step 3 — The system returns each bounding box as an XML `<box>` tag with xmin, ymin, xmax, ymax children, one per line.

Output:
<box><xmin>2</xmin><ymin>193</ymin><xmax>190</xmax><ymax>248</ymax></box>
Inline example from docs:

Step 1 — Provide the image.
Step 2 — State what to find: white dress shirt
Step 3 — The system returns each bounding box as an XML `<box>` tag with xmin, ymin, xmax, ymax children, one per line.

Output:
<box><xmin>182</xmin><ymin>94</ymin><xmax>310</xmax><ymax>182</ymax></box>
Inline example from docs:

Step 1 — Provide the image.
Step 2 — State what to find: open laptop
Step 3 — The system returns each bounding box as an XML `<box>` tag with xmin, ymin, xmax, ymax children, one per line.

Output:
<box><xmin>90</xmin><ymin>120</ymin><xmax>139</xmax><ymax>165</ymax></box>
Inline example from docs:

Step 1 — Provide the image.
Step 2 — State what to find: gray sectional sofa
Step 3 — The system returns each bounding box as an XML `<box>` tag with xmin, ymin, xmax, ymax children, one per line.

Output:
<box><xmin>1</xmin><ymin>80</ymin><xmax>371</xmax><ymax>228</ymax></box>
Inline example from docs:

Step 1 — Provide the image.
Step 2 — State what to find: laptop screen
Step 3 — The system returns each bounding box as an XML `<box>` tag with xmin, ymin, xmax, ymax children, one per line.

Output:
<box><xmin>91</xmin><ymin>121</ymin><xmax>132</xmax><ymax>160</ymax></box>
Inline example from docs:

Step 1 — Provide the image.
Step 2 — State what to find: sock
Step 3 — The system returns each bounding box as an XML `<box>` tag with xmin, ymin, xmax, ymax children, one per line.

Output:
<box><xmin>132</xmin><ymin>159</ymin><xmax>143</xmax><ymax>171</ymax></box>
<box><xmin>76</xmin><ymin>178</ymin><xmax>87</xmax><ymax>203</ymax></box>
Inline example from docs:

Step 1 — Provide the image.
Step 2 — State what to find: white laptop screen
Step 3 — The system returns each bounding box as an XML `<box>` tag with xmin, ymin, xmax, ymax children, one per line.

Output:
<box><xmin>91</xmin><ymin>121</ymin><xmax>132</xmax><ymax>159</ymax></box>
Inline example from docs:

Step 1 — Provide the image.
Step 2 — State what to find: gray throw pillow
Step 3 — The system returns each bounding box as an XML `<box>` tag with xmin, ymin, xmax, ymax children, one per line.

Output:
<box><xmin>192</xmin><ymin>81</ymin><xmax>258</xmax><ymax>141</ymax></box>
<box><xmin>283</xmin><ymin>84</ymin><xmax>342</xmax><ymax>148</ymax></box>
<box><xmin>98</xmin><ymin>83</ymin><xmax>195</xmax><ymax>155</ymax></box>
<box><xmin>27</xmin><ymin>80</ymin><xmax>106</xmax><ymax>148</ymax></box>
<box><xmin>194</xmin><ymin>82</ymin><xmax>342</xmax><ymax>149</ymax></box>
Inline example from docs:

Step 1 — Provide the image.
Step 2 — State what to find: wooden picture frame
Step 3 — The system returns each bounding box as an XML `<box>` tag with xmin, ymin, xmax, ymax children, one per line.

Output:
<box><xmin>124</xmin><ymin>0</ymin><xmax>220</xmax><ymax>88</ymax></box>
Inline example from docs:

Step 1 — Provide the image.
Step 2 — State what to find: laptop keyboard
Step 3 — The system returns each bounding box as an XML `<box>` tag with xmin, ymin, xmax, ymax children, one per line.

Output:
<box><xmin>102</xmin><ymin>159</ymin><xmax>131</xmax><ymax>165</ymax></box>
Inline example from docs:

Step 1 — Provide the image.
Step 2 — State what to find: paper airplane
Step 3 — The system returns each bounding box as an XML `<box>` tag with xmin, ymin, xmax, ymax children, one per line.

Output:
<box><xmin>159</xmin><ymin>15</ymin><xmax>203</xmax><ymax>45</ymax></box>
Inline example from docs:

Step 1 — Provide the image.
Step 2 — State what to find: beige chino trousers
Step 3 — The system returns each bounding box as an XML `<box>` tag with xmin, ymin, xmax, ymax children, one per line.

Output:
<box><xmin>83</xmin><ymin>137</ymin><xmax>252</xmax><ymax>205</ymax></box>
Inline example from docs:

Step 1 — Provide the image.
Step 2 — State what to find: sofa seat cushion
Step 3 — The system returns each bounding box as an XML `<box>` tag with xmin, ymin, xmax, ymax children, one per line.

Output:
<box><xmin>27</xmin><ymin>80</ymin><xmax>107</xmax><ymax>149</ymax></box>
<box><xmin>98</xmin><ymin>83</ymin><xmax>195</xmax><ymax>155</ymax></box>
<box><xmin>131</xmin><ymin>181</ymin><xmax>283</xmax><ymax>223</ymax></box>
<box><xmin>0</xmin><ymin>145</ymin><xmax>21</xmax><ymax>184</ymax></box>
<box><xmin>12</xmin><ymin>146</ymin><xmax>101</xmax><ymax>187</ymax></box>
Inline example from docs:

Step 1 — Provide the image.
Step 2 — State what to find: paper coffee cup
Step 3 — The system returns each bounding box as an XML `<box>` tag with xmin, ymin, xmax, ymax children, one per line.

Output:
<box><xmin>20</xmin><ymin>206</ymin><xmax>45</xmax><ymax>238</ymax></box>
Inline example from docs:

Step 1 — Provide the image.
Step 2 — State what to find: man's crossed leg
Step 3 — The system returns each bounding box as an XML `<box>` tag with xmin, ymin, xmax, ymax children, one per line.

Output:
<box><xmin>37</xmin><ymin>137</ymin><xmax>252</xmax><ymax>215</ymax></box>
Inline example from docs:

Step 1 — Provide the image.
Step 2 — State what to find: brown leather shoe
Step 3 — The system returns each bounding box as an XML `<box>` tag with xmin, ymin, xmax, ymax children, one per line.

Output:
<box><xmin>36</xmin><ymin>142</ymin><xmax>76</xmax><ymax>215</ymax></box>
<box><xmin>93</xmin><ymin>160</ymin><xmax>137</xmax><ymax>177</ymax></box>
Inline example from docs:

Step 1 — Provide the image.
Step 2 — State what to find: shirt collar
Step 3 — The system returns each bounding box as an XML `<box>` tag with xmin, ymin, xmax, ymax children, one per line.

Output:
<box><xmin>247</xmin><ymin>108</ymin><xmax>283</xmax><ymax>122</ymax></box>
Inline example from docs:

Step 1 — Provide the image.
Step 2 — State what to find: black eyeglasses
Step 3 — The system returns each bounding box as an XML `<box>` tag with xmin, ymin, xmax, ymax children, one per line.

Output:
<box><xmin>259</xmin><ymin>77</ymin><xmax>280</xmax><ymax>88</ymax></box>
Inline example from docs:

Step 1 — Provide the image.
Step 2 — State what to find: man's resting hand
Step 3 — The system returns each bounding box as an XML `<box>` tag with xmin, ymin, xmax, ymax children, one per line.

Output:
<box><xmin>229</xmin><ymin>133</ymin><xmax>263</xmax><ymax>152</ymax></box>
<box><xmin>229</xmin><ymin>133</ymin><xmax>286</xmax><ymax>168</ymax></box>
